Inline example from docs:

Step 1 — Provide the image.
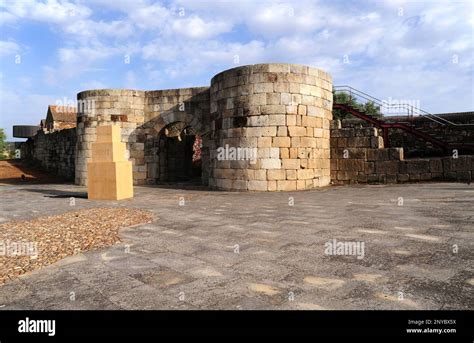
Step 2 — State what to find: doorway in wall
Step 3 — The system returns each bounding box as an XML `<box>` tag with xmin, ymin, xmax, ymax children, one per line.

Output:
<box><xmin>157</xmin><ymin>121</ymin><xmax>201</xmax><ymax>184</ymax></box>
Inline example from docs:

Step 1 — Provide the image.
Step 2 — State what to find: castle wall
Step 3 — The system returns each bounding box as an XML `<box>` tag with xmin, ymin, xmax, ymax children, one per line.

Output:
<box><xmin>141</xmin><ymin>87</ymin><xmax>210</xmax><ymax>184</ymax></box>
<box><xmin>20</xmin><ymin>128</ymin><xmax>76</xmax><ymax>180</ymax></box>
<box><xmin>75</xmin><ymin>90</ymin><xmax>146</xmax><ymax>186</ymax></box>
<box><xmin>208</xmin><ymin>63</ymin><xmax>333</xmax><ymax>191</ymax></box>
<box><xmin>341</xmin><ymin>113</ymin><xmax>474</xmax><ymax>157</ymax></box>
<box><xmin>330</xmin><ymin>120</ymin><xmax>474</xmax><ymax>184</ymax></box>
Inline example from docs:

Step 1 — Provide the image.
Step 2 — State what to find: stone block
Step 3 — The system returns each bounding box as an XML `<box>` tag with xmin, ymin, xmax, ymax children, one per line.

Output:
<box><xmin>297</xmin><ymin>169</ymin><xmax>314</xmax><ymax>179</ymax></box>
<box><xmin>286</xmin><ymin>169</ymin><xmax>297</xmax><ymax>180</ymax></box>
<box><xmin>267</xmin><ymin>169</ymin><xmax>286</xmax><ymax>180</ymax></box>
<box><xmin>297</xmin><ymin>105</ymin><xmax>307</xmax><ymax>115</ymax></box>
<box><xmin>277</xmin><ymin>180</ymin><xmax>297</xmax><ymax>191</ymax></box>
<box><xmin>258</xmin><ymin>137</ymin><xmax>272</xmax><ymax>148</ymax></box>
<box><xmin>253</xmin><ymin>83</ymin><xmax>274</xmax><ymax>93</ymax></box>
<box><xmin>267</xmin><ymin>114</ymin><xmax>286</xmax><ymax>126</ymax></box>
<box><xmin>272</xmin><ymin>137</ymin><xmax>291</xmax><ymax>147</ymax></box>
<box><xmin>247</xmin><ymin>180</ymin><xmax>268</xmax><ymax>191</ymax></box>
<box><xmin>406</xmin><ymin>159</ymin><xmax>430</xmax><ymax>174</ymax></box>
<box><xmin>282</xmin><ymin>159</ymin><xmax>300</xmax><ymax>169</ymax></box>
<box><xmin>266</xmin><ymin>93</ymin><xmax>281</xmax><ymax>105</ymax></box>
<box><xmin>260</xmin><ymin>158</ymin><xmax>282</xmax><ymax>169</ymax></box>
<box><xmin>429</xmin><ymin>159</ymin><xmax>443</xmax><ymax>173</ymax></box>
<box><xmin>288</xmin><ymin>126</ymin><xmax>306</xmax><ymax>137</ymax></box>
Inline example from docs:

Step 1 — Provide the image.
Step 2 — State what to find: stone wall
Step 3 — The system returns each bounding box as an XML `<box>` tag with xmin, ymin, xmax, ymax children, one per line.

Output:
<box><xmin>208</xmin><ymin>63</ymin><xmax>333</xmax><ymax>191</ymax></box>
<box><xmin>142</xmin><ymin>87</ymin><xmax>210</xmax><ymax>184</ymax></box>
<box><xmin>75</xmin><ymin>90</ymin><xmax>146</xmax><ymax>186</ymax></box>
<box><xmin>330</xmin><ymin>121</ymin><xmax>473</xmax><ymax>184</ymax></box>
<box><xmin>73</xmin><ymin>63</ymin><xmax>333</xmax><ymax>191</ymax></box>
<box><xmin>341</xmin><ymin>112</ymin><xmax>474</xmax><ymax>157</ymax></box>
<box><xmin>20</xmin><ymin>129</ymin><xmax>76</xmax><ymax>180</ymax></box>
<box><xmin>75</xmin><ymin>87</ymin><xmax>210</xmax><ymax>186</ymax></box>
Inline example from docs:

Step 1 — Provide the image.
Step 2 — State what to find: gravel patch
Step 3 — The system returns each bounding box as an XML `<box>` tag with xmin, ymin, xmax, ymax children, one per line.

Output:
<box><xmin>0</xmin><ymin>208</ymin><xmax>154</xmax><ymax>284</ymax></box>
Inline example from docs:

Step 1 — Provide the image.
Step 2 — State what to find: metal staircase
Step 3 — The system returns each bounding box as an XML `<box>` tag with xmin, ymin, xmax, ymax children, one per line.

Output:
<box><xmin>332</xmin><ymin>86</ymin><xmax>474</xmax><ymax>153</ymax></box>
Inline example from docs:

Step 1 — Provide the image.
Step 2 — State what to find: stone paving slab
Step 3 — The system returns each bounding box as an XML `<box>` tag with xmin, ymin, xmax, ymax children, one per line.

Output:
<box><xmin>0</xmin><ymin>183</ymin><xmax>473</xmax><ymax>310</ymax></box>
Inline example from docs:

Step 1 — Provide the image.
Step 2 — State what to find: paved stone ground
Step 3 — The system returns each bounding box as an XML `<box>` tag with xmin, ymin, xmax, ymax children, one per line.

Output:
<box><xmin>0</xmin><ymin>182</ymin><xmax>473</xmax><ymax>310</ymax></box>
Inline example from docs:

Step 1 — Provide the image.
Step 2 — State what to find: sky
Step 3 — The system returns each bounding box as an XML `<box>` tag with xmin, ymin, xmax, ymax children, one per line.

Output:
<box><xmin>0</xmin><ymin>0</ymin><xmax>473</xmax><ymax>141</ymax></box>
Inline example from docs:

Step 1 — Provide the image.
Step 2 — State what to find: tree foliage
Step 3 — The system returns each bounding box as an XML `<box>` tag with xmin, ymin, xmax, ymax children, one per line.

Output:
<box><xmin>0</xmin><ymin>128</ymin><xmax>7</xmax><ymax>160</ymax></box>
<box><xmin>333</xmin><ymin>91</ymin><xmax>383</xmax><ymax>120</ymax></box>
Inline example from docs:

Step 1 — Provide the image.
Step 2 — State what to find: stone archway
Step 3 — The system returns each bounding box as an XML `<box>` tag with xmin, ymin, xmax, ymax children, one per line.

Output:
<box><xmin>157</xmin><ymin>121</ymin><xmax>202</xmax><ymax>183</ymax></box>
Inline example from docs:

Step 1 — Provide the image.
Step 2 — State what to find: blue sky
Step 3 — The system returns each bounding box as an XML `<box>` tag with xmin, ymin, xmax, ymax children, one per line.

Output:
<box><xmin>0</xmin><ymin>0</ymin><xmax>473</xmax><ymax>141</ymax></box>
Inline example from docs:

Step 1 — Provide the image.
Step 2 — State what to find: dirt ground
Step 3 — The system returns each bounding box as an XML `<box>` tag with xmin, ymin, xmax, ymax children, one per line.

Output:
<box><xmin>0</xmin><ymin>160</ymin><xmax>67</xmax><ymax>184</ymax></box>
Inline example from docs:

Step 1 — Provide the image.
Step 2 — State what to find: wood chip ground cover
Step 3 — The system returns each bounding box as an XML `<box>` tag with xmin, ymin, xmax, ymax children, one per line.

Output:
<box><xmin>0</xmin><ymin>208</ymin><xmax>154</xmax><ymax>284</ymax></box>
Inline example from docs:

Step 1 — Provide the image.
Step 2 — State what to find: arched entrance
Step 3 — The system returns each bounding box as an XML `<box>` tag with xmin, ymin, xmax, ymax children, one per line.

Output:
<box><xmin>157</xmin><ymin>121</ymin><xmax>202</xmax><ymax>183</ymax></box>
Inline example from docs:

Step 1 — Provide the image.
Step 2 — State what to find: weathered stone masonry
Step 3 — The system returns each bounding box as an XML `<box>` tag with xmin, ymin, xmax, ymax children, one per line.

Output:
<box><xmin>208</xmin><ymin>64</ymin><xmax>333</xmax><ymax>191</ymax></box>
<box><xmin>74</xmin><ymin>63</ymin><xmax>333</xmax><ymax>191</ymax></box>
<box><xmin>21</xmin><ymin>128</ymin><xmax>76</xmax><ymax>180</ymax></box>
<box><xmin>330</xmin><ymin>120</ymin><xmax>473</xmax><ymax>184</ymax></box>
<box><xmin>20</xmin><ymin>63</ymin><xmax>473</xmax><ymax>189</ymax></box>
<box><xmin>75</xmin><ymin>88</ymin><xmax>210</xmax><ymax>186</ymax></box>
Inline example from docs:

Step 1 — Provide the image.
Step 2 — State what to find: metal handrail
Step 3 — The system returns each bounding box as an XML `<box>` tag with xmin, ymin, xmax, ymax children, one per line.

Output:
<box><xmin>333</xmin><ymin>85</ymin><xmax>473</xmax><ymax>127</ymax></box>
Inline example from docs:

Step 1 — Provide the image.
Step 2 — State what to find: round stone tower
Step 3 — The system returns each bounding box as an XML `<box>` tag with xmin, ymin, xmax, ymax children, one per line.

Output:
<box><xmin>208</xmin><ymin>63</ymin><xmax>333</xmax><ymax>191</ymax></box>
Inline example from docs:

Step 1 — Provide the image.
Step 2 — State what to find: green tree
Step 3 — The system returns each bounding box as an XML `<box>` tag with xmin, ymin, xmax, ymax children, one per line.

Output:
<box><xmin>0</xmin><ymin>128</ymin><xmax>7</xmax><ymax>160</ymax></box>
<box><xmin>333</xmin><ymin>90</ymin><xmax>382</xmax><ymax>120</ymax></box>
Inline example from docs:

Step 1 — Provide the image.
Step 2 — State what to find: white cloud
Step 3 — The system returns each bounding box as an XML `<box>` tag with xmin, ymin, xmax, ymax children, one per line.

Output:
<box><xmin>1</xmin><ymin>0</ymin><xmax>473</xmax><ymax>121</ymax></box>
<box><xmin>0</xmin><ymin>40</ymin><xmax>19</xmax><ymax>56</ymax></box>
<box><xmin>171</xmin><ymin>16</ymin><xmax>232</xmax><ymax>39</ymax></box>
<box><xmin>63</xmin><ymin>19</ymin><xmax>135</xmax><ymax>39</ymax></box>
<box><xmin>0</xmin><ymin>0</ymin><xmax>91</xmax><ymax>24</ymax></box>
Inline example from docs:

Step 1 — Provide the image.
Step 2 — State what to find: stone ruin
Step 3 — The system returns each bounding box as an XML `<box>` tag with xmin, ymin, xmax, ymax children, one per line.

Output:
<box><xmin>18</xmin><ymin>63</ymin><xmax>474</xmax><ymax>190</ymax></box>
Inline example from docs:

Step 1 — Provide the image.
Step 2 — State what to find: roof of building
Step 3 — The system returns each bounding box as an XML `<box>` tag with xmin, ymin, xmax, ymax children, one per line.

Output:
<box><xmin>47</xmin><ymin>105</ymin><xmax>76</xmax><ymax>122</ymax></box>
